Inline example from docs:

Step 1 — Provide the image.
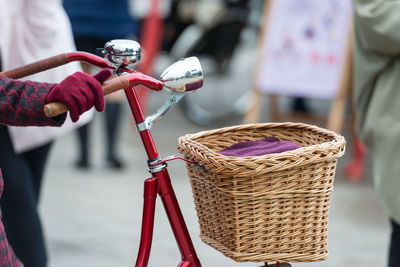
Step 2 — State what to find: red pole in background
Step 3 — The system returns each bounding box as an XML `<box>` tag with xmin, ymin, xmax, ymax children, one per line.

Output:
<box><xmin>343</xmin><ymin>137</ymin><xmax>366</xmax><ymax>182</ymax></box>
<box><xmin>136</xmin><ymin>0</ymin><xmax>164</xmax><ymax>113</ymax></box>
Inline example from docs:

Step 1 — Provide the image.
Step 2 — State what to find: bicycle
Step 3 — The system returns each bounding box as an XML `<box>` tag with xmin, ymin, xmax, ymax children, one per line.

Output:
<box><xmin>0</xmin><ymin>39</ymin><xmax>344</xmax><ymax>267</ymax></box>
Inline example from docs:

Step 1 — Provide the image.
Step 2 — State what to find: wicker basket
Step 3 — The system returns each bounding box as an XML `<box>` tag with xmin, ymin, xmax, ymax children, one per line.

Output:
<box><xmin>177</xmin><ymin>122</ymin><xmax>346</xmax><ymax>263</ymax></box>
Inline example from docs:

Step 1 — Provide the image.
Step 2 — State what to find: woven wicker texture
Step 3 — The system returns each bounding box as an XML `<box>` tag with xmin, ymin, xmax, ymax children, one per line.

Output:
<box><xmin>177</xmin><ymin>122</ymin><xmax>346</xmax><ymax>263</ymax></box>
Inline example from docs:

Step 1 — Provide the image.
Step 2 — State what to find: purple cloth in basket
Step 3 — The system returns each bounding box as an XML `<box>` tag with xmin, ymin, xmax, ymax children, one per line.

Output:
<box><xmin>218</xmin><ymin>136</ymin><xmax>301</xmax><ymax>157</ymax></box>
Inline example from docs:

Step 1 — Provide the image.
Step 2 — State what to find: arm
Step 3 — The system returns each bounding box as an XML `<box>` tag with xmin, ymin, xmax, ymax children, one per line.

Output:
<box><xmin>354</xmin><ymin>0</ymin><xmax>400</xmax><ymax>55</ymax></box>
<box><xmin>0</xmin><ymin>75</ymin><xmax>66</xmax><ymax>126</ymax></box>
<box><xmin>0</xmin><ymin>69</ymin><xmax>111</xmax><ymax>127</ymax></box>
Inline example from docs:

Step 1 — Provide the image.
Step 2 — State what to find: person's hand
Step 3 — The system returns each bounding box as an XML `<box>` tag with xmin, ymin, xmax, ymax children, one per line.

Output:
<box><xmin>47</xmin><ymin>69</ymin><xmax>112</xmax><ymax>122</ymax></box>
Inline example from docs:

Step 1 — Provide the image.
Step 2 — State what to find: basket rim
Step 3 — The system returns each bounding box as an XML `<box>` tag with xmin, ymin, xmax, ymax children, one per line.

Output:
<box><xmin>178</xmin><ymin>122</ymin><xmax>346</xmax><ymax>174</ymax></box>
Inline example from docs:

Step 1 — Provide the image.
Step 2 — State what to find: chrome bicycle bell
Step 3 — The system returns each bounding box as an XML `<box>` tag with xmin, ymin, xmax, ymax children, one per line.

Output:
<box><xmin>103</xmin><ymin>39</ymin><xmax>141</xmax><ymax>68</ymax></box>
<box><xmin>160</xmin><ymin>57</ymin><xmax>203</xmax><ymax>93</ymax></box>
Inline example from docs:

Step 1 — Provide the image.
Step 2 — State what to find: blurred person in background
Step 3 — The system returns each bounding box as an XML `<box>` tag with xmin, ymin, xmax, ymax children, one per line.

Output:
<box><xmin>0</xmin><ymin>0</ymin><xmax>98</xmax><ymax>266</ymax></box>
<box><xmin>353</xmin><ymin>1</ymin><xmax>400</xmax><ymax>266</ymax></box>
<box><xmin>63</xmin><ymin>0</ymin><xmax>140</xmax><ymax>170</ymax></box>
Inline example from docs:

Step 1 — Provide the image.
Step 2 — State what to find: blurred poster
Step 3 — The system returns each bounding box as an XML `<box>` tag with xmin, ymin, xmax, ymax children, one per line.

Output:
<box><xmin>256</xmin><ymin>0</ymin><xmax>352</xmax><ymax>99</ymax></box>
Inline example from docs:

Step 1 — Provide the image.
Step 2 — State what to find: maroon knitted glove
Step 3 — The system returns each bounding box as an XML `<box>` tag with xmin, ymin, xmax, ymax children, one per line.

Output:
<box><xmin>47</xmin><ymin>69</ymin><xmax>112</xmax><ymax>122</ymax></box>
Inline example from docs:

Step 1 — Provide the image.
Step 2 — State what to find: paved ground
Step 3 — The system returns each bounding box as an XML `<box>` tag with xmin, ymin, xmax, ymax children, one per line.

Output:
<box><xmin>38</xmin><ymin>41</ymin><xmax>391</xmax><ymax>266</ymax></box>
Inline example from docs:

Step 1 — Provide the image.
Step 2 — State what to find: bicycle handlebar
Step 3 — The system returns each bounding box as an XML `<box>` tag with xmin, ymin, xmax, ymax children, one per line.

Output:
<box><xmin>0</xmin><ymin>51</ymin><xmax>165</xmax><ymax>118</ymax></box>
<box><xmin>0</xmin><ymin>51</ymin><xmax>202</xmax><ymax>119</ymax></box>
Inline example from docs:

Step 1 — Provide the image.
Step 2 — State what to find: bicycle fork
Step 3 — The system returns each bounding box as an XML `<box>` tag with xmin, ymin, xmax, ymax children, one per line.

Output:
<box><xmin>136</xmin><ymin>167</ymin><xmax>201</xmax><ymax>267</ymax></box>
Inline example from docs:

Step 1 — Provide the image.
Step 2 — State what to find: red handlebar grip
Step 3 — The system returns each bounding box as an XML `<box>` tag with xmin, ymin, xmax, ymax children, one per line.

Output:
<box><xmin>102</xmin><ymin>76</ymin><xmax>130</xmax><ymax>95</ymax></box>
<box><xmin>0</xmin><ymin>54</ymin><xmax>70</xmax><ymax>79</ymax></box>
<box><xmin>0</xmin><ymin>52</ymin><xmax>113</xmax><ymax>80</ymax></box>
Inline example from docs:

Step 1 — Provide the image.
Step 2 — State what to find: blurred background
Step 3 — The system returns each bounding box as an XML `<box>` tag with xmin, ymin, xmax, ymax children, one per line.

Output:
<box><xmin>14</xmin><ymin>0</ymin><xmax>388</xmax><ymax>266</ymax></box>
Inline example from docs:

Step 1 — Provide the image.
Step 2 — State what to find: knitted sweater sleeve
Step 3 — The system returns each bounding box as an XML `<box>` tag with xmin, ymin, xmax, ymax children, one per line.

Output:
<box><xmin>0</xmin><ymin>170</ymin><xmax>21</xmax><ymax>267</ymax></box>
<box><xmin>0</xmin><ymin>75</ymin><xmax>66</xmax><ymax>126</ymax></box>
